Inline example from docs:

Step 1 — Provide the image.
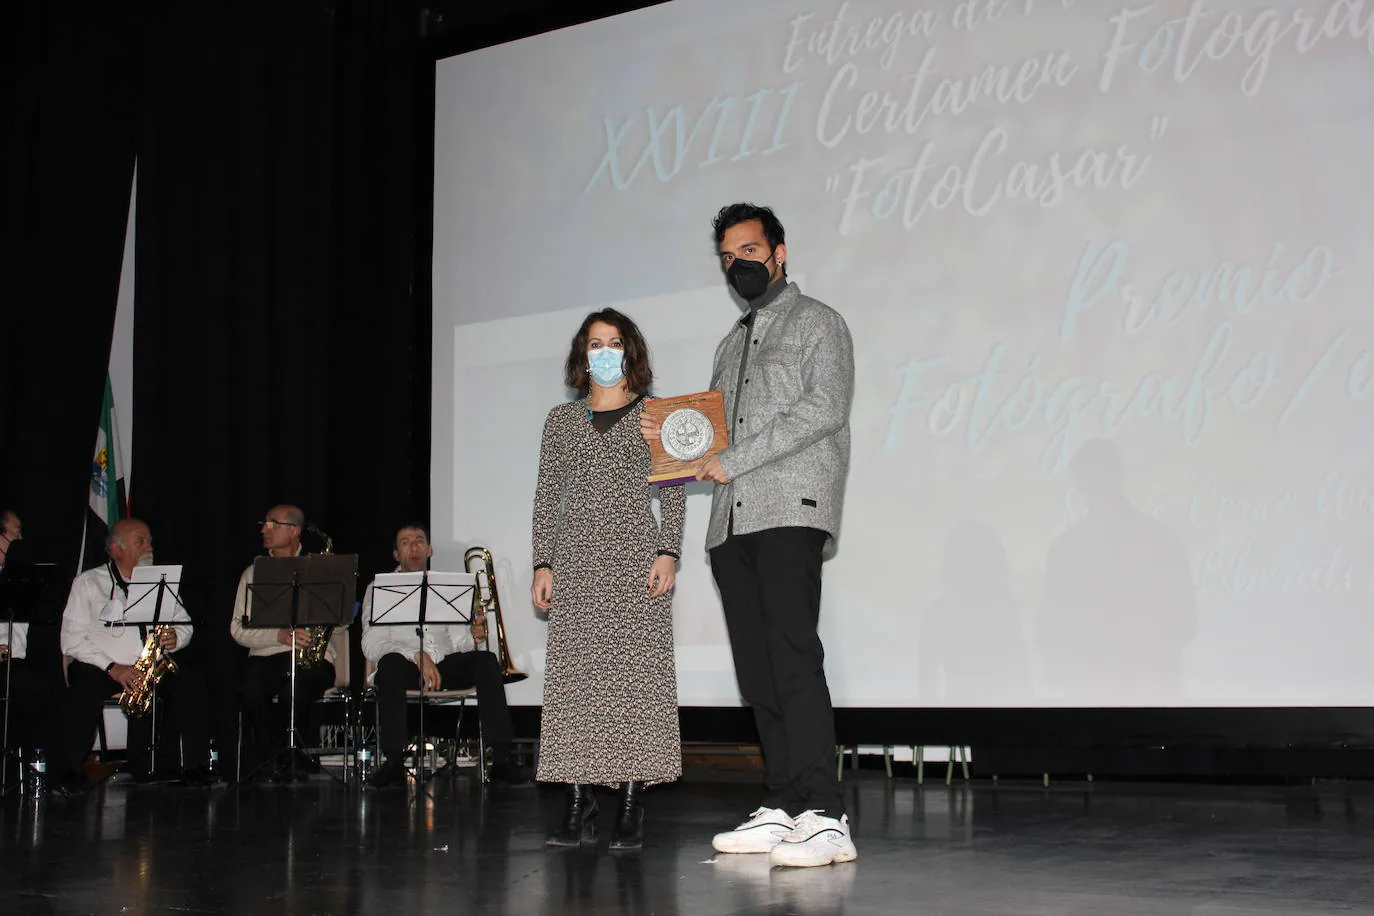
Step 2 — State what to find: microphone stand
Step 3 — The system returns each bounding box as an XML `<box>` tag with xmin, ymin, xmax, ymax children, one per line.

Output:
<box><xmin>413</xmin><ymin>570</ymin><xmax>432</xmax><ymax>794</ymax></box>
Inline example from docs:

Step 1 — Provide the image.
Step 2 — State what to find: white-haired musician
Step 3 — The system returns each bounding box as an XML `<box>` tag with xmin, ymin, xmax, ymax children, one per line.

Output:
<box><xmin>54</xmin><ymin>518</ymin><xmax>213</xmax><ymax>792</ymax></box>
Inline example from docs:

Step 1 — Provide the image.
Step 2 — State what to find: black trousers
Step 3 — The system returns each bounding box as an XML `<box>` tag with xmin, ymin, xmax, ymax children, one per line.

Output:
<box><xmin>3</xmin><ymin>658</ymin><xmax>54</xmax><ymax>751</ymax></box>
<box><xmin>61</xmin><ymin>660</ymin><xmax>211</xmax><ymax>778</ymax></box>
<box><xmin>373</xmin><ymin>650</ymin><xmax>513</xmax><ymax>760</ymax></box>
<box><xmin>241</xmin><ymin>653</ymin><xmax>335</xmax><ymax>767</ymax></box>
<box><xmin>711</xmin><ymin>526</ymin><xmax>842</xmax><ymax>815</ymax></box>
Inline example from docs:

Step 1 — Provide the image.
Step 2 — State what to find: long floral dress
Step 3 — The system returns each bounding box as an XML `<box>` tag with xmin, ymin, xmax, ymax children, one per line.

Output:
<box><xmin>532</xmin><ymin>396</ymin><xmax>686</xmax><ymax>785</ymax></box>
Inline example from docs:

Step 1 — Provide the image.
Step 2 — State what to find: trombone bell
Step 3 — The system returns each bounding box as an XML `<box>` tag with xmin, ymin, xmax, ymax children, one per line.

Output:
<box><xmin>464</xmin><ymin>546</ymin><xmax>528</xmax><ymax>684</ymax></box>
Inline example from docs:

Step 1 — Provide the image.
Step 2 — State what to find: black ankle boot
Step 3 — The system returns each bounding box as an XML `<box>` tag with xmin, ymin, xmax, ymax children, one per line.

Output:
<box><xmin>608</xmin><ymin>781</ymin><xmax>645</xmax><ymax>851</ymax></box>
<box><xmin>545</xmin><ymin>783</ymin><xmax>598</xmax><ymax>847</ymax></box>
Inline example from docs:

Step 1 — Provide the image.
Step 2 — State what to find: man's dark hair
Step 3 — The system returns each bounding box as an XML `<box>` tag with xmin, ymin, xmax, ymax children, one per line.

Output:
<box><xmin>712</xmin><ymin>203</ymin><xmax>787</xmax><ymax>254</ymax></box>
<box><xmin>394</xmin><ymin>524</ymin><xmax>429</xmax><ymax>549</ymax></box>
<box><xmin>563</xmin><ymin>308</ymin><xmax>654</xmax><ymax>395</ymax></box>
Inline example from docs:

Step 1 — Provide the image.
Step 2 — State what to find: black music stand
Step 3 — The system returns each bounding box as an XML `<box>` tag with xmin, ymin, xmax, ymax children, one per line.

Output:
<box><xmin>242</xmin><ymin>554</ymin><xmax>357</xmax><ymax>784</ymax></box>
<box><xmin>111</xmin><ymin>565</ymin><xmax>192</xmax><ymax>779</ymax></box>
<box><xmin>368</xmin><ymin>570</ymin><xmax>478</xmax><ymax>789</ymax></box>
<box><xmin>0</xmin><ymin>560</ymin><xmax>62</xmax><ymax>796</ymax></box>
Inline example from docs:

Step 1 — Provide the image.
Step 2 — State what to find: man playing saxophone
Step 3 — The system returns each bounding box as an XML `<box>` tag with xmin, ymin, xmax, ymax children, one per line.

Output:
<box><xmin>53</xmin><ymin>518</ymin><xmax>214</xmax><ymax>792</ymax></box>
<box><xmin>360</xmin><ymin>525</ymin><xmax>524</xmax><ymax>788</ymax></box>
<box><xmin>231</xmin><ymin>504</ymin><xmax>338</xmax><ymax>782</ymax></box>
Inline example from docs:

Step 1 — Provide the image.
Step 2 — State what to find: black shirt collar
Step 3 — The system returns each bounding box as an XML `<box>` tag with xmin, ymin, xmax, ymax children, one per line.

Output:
<box><xmin>108</xmin><ymin>560</ymin><xmax>129</xmax><ymax>598</ymax></box>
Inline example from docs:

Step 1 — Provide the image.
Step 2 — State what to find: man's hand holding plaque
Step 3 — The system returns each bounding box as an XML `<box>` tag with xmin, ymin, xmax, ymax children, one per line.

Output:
<box><xmin>639</xmin><ymin>390</ymin><xmax>730</xmax><ymax>486</ymax></box>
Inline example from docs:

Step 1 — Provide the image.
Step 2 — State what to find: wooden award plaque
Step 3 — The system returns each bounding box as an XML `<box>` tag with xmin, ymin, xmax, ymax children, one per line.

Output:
<box><xmin>643</xmin><ymin>390</ymin><xmax>729</xmax><ymax>486</ymax></box>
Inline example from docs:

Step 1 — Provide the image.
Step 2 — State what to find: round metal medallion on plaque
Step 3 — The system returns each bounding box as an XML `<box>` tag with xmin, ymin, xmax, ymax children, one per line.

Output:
<box><xmin>660</xmin><ymin>407</ymin><xmax>715</xmax><ymax>462</ymax></box>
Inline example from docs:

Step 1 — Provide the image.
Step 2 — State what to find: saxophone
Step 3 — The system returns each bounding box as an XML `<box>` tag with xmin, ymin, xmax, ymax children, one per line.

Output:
<box><xmin>295</xmin><ymin>524</ymin><xmax>334</xmax><ymax>669</ymax></box>
<box><xmin>296</xmin><ymin>626</ymin><xmax>332</xmax><ymax>669</ymax></box>
<box><xmin>119</xmin><ymin>626</ymin><xmax>179</xmax><ymax>718</ymax></box>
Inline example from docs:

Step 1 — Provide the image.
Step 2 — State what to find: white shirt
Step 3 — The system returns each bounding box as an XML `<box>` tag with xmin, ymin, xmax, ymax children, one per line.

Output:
<box><xmin>229</xmin><ymin>550</ymin><xmax>339</xmax><ymax>663</ymax></box>
<box><xmin>2</xmin><ymin>621</ymin><xmax>27</xmax><ymax>660</ymax></box>
<box><xmin>61</xmin><ymin>563</ymin><xmax>193</xmax><ymax>670</ymax></box>
<box><xmin>360</xmin><ymin>567</ymin><xmax>475</xmax><ymax>668</ymax></box>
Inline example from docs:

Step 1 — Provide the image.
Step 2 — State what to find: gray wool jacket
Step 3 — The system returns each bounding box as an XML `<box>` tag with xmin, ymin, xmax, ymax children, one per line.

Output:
<box><xmin>707</xmin><ymin>280</ymin><xmax>855</xmax><ymax>550</ymax></box>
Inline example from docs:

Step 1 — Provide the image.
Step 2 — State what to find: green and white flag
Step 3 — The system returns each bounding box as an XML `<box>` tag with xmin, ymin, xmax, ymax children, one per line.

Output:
<box><xmin>82</xmin><ymin>376</ymin><xmax>127</xmax><ymax>570</ymax></box>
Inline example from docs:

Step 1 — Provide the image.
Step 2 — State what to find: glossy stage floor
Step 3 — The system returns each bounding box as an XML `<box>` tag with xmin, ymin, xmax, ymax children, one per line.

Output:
<box><xmin>4</xmin><ymin>765</ymin><xmax>1374</xmax><ymax>915</ymax></box>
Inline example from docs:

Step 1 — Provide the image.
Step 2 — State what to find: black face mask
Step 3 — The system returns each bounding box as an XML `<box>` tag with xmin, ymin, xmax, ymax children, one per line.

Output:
<box><xmin>726</xmin><ymin>254</ymin><xmax>775</xmax><ymax>301</ymax></box>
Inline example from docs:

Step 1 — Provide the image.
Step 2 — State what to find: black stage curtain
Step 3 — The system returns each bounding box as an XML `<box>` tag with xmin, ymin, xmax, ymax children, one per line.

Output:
<box><xmin>131</xmin><ymin>1</ymin><xmax>428</xmax><ymax>764</ymax></box>
<box><xmin>1</xmin><ymin>3</ymin><xmax>143</xmax><ymax>687</ymax></box>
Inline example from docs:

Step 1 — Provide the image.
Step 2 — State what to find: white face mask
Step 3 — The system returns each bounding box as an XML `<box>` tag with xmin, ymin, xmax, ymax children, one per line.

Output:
<box><xmin>587</xmin><ymin>347</ymin><xmax>625</xmax><ymax>386</ymax></box>
<box><xmin>99</xmin><ymin>598</ymin><xmax>126</xmax><ymax>624</ymax></box>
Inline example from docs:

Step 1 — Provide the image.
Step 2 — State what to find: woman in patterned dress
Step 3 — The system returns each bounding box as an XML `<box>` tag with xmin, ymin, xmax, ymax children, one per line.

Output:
<box><xmin>530</xmin><ymin>308</ymin><xmax>686</xmax><ymax>851</ymax></box>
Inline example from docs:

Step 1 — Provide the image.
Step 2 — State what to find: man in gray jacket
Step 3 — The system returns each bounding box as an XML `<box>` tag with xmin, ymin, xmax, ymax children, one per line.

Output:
<box><xmin>644</xmin><ymin>203</ymin><xmax>856</xmax><ymax>867</ymax></box>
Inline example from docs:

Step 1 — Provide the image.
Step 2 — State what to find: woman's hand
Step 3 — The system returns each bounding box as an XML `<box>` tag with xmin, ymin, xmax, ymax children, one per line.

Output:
<box><xmin>646</xmin><ymin>554</ymin><xmax>677</xmax><ymax>598</ymax></box>
<box><xmin>639</xmin><ymin>412</ymin><xmax>662</xmax><ymax>443</ymax></box>
<box><xmin>531</xmin><ymin>568</ymin><xmax>554</xmax><ymax>610</ymax></box>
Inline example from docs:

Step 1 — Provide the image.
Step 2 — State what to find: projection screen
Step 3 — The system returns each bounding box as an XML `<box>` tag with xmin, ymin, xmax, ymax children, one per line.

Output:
<box><xmin>432</xmin><ymin>0</ymin><xmax>1374</xmax><ymax>708</ymax></box>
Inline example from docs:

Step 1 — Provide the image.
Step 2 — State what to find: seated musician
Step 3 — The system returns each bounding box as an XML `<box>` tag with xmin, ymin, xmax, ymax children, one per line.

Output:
<box><xmin>361</xmin><ymin>524</ymin><xmax>524</xmax><ymax>788</ymax></box>
<box><xmin>230</xmin><ymin>505</ymin><xmax>337</xmax><ymax>782</ymax></box>
<box><xmin>55</xmin><ymin>518</ymin><xmax>214</xmax><ymax>791</ymax></box>
<box><xmin>1</xmin><ymin>508</ymin><xmax>50</xmax><ymax>772</ymax></box>
<box><xmin>0</xmin><ymin>508</ymin><xmax>29</xmax><ymax>665</ymax></box>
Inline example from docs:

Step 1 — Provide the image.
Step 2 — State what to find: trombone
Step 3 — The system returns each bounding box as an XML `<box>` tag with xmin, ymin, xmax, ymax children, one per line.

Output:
<box><xmin>464</xmin><ymin>546</ymin><xmax>528</xmax><ymax>684</ymax></box>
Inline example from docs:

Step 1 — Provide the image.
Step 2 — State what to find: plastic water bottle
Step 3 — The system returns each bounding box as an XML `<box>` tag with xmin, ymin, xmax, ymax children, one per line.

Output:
<box><xmin>29</xmin><ymin>749</ymin><xmax>47</xmax><ymax>796</ymax></box>
<box><xmin>209</xmin><ymin>738</ymin><xmax>220</xmax><ymax>775</ymax></box>
<box><xmin>357</xmin><ymin>745</ymin><xmax>373</xmax><ymax>780</ymax></box>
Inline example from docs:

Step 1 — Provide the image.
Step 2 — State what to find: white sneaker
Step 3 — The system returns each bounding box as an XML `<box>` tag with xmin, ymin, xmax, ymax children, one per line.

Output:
<box><xmin>767</xmin><ymin>810</ymin><xmax>857</xmax><ymax>867</ymax></box>
<box><xmin>711</xmin><ymin>807</ymin><xmax>797</xmax><ymax>854</ymax></box>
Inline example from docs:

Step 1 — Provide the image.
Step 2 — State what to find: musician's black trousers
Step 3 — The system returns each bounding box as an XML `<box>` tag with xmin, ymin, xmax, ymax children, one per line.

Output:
<box><xmin>710</xmin><ymin>526</ymin><xmax>843</xmax><ymax>816</ymax></box>
<box><xmin>2</xmin><ymin>659</ymin><xmax>54</xmax><ymax>751</ymax></box>
<box><xmin>61</xmin><ymin>660</ymin><xmax>210</xmax><ymax>778</ymax></box>
<box><xmin>240</xmin><ymin>654</ymin><xmax>335</xmax><ymax>767</ymax></box>
<box><xmin>373</xmin><ymin>650</ymin><xmax>513</xmax><ymax>761</ymax></box>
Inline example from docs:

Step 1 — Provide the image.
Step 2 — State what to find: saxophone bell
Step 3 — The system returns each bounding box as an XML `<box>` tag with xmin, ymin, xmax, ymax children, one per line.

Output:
<box><xmin>295</xmin><ymin>626</ymin><xmax>333</xmax><ymax>669</ymax></box>
<box><xmin>119</xmin><ymin>626</ymin><xmax>179</xmax><ymax>718</ymax></box>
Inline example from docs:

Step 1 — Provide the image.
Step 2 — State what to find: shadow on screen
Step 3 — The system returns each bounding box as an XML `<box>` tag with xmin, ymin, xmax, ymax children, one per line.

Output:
<box><xmin>1035</xmin><ymin>439</ymin><xmax>1199</xmax><ymax>704</ymax></box>
<box><xmin>919</xmin><ymin>519</ymin><xmax>1030</xmax><ymax>703</ymax></box>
